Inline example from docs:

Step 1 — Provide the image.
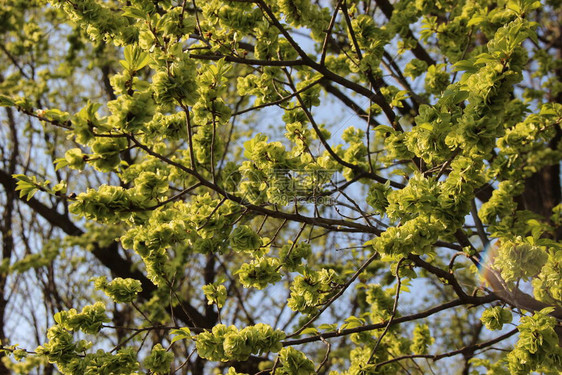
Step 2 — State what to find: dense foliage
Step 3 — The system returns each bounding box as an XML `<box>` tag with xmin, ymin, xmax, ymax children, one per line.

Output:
<box><xmin>0</xmin><ymin>0</ymin><xmax>561</xmax><ymax>374</ymax></box>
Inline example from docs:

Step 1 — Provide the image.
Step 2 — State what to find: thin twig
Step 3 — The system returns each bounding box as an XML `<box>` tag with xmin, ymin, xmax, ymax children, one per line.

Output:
<box><xmin>369</xmin><ymin>258</ymin><xmax>405</xmax><ymax>363</ymax></box>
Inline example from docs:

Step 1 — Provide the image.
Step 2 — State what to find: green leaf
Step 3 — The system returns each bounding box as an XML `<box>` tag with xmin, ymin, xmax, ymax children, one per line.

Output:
<box><xmin>317</xmin><ymin>323</ymin><xmax>338</xmax><ymax>331</ymax></box>
<box><xmin>122</xmin><ymin>45</ymin><xmax>150</xmax><ymax>72</ymax></box>
<box><xmin>171</xmin><ymin>328</ymin><xmax>192</xmax><ymax>344</ymax></box>
<box><xmin>122</xmin><ymin>6</ymin><xmax>148</xmax><ymax>20</ymax></box>
<box><xmin>340</xmin><ymin>316</ymin><xmax>365</xmax><ymax>330</ymax></box>
<box><xmin>119</xmin><ymin>59</ymin><xmax>130</xmax><ymax>70</ymax></box>
<box><xmin>467</xmin><ymin>15</ymin><xmax>487</xmax><ymax>27</ymax></box>
<box><xmin>136</xmin><ymin>53</ymin><xmax>151</xmax><ymax>71</ymax></box>
<box><xmin>506</xmin><ymin>0</ymin><xmax>522</xmax><ymax>14</ymax></box>
<box><xmin>13</xmin><ymin>174</ymin><xmax>40</xmax><ymax>200</ymax></box>
<box><xmin>452</xmin><ymin>59</ymin><xmax>477</xmax><ymax>73</ymax></box>
<box><xmin>299</xmin><ymin>327</ymin><xmax>319</xmax><ymax>335</ymax></box>
<box><xmin>0</xmin><ymin>95</ymin><xmax>15</xmax><ymax>107</ymax></box>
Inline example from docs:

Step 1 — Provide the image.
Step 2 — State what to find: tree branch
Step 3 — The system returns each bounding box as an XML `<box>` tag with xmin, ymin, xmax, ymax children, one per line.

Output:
<box><xmin>282</xmin><ymin>295</ymin><xmax>497</xmax><ymax>346</ymax></box>
<box><xmin>373</xmin><ymin>328</ymin><xmax>517</xmax><ymax>369</ymax></box>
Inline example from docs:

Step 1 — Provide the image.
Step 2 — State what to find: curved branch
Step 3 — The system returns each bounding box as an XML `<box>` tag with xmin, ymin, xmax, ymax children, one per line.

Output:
<box><xmin>190</xmin><ymin>53</ymin><xmax>306</xmax><ymax>67</ymax></box>
<box><xmin>408</xmin><ymin>254</ymin><xmax>470</xmax><ymax>300</ymax></box>
<box><xmin>373</xmin><ymin>328</ymin><xmax>517</xmax><ymax>369</ymax></box>
<box><xmin>282</xmin><ymin>295</ymin><xmax>497</xmax><ymax>346</ymax></box>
